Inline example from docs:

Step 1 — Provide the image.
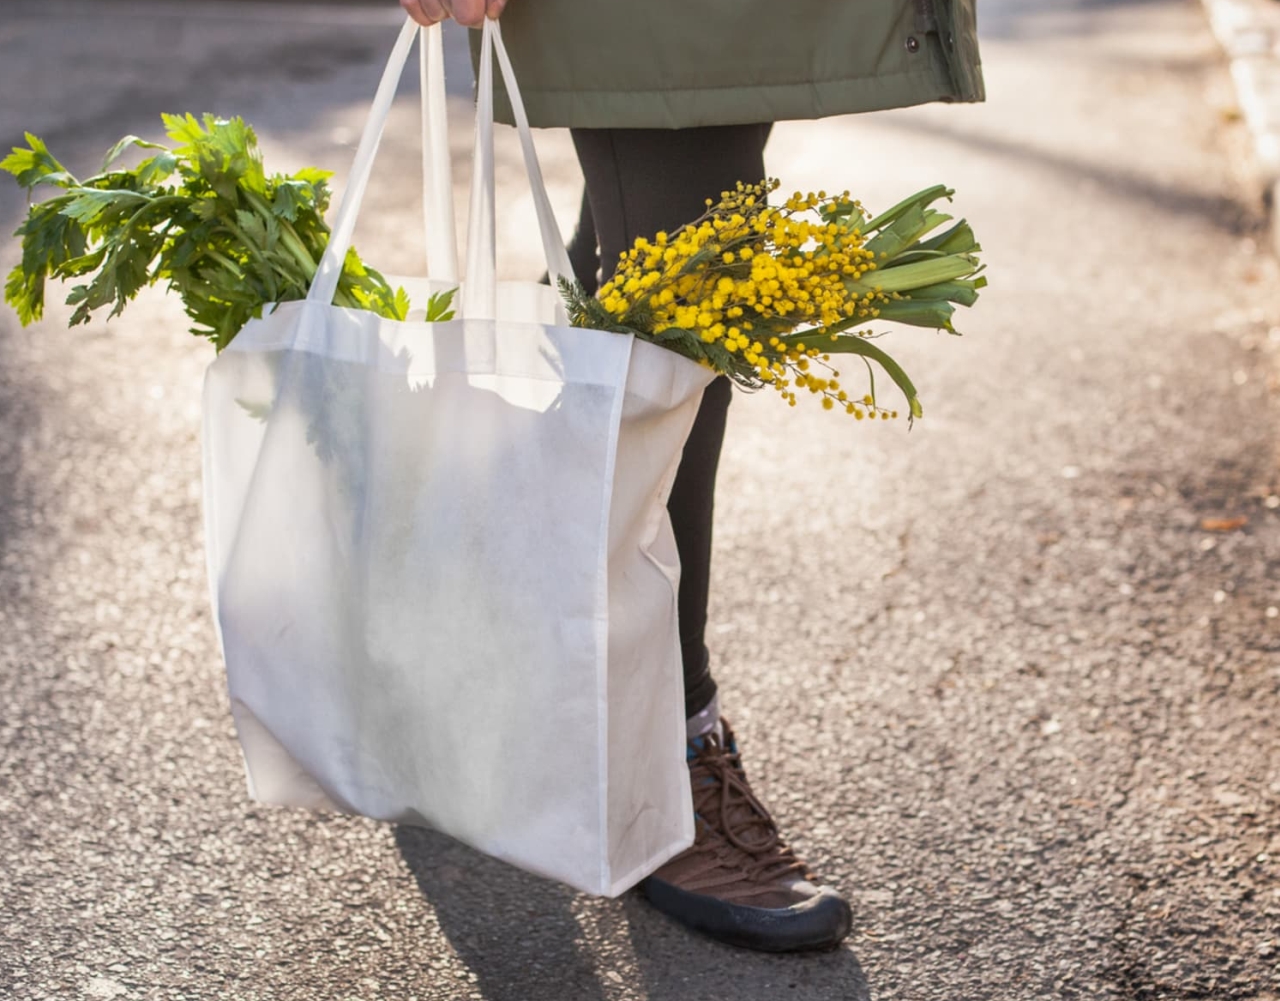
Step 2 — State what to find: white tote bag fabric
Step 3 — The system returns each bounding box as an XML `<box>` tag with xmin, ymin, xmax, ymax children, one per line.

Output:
<box><xmin>201</xmin><ymin>18</ymin><xmax>710</xmax><ymax>896</ymax></box>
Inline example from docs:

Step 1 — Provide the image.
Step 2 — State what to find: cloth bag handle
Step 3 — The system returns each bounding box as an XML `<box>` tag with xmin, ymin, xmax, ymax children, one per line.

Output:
<box><xmin>307</xmin><ymin>17</ymin><xmax>572</xmax><ymax>317</ymax></box>
<box><xmin>420</xmin><ymin>23</ymin><xmax>458</xmax><ymax>282</ymax></box>
<box><xmin>462</xmin><ymin>18</ymin><xmax>573</xmax><ymax>317</ymax></box>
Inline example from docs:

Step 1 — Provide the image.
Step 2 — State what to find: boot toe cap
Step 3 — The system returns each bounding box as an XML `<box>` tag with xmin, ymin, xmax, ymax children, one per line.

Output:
<box><xmin>641</xmin><ymin>877</ymin><xmax>853</xmax><ymax>953</ymax></box>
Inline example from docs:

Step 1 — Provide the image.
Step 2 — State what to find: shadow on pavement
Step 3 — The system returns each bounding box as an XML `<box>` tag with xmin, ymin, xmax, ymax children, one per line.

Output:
<box><xmin>878</xmin><ymin>113</ymin><xmax>1257</xmax><ymax>236</ymax></box>
<box><xmin>620</xmin><ymin>895</ymin><xmax>872</xmax><ymax>1001</ymax></box>
<box><xmin>393</xmin><ymin>825</ymin><xmax>612</xmax><ymax>1001</ymax></box>
<box><xmin>0</xmin><ymin>5</ymin><xmax>471</xmax><ymax>157</ymax></box>
<box><xmin>394</xmin><ymin>824</ymin><xmax>871</xmax><ymax>1001</ymax></box>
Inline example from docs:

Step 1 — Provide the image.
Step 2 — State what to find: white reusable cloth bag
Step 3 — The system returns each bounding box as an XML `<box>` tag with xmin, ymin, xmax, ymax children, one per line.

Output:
<box><xmin>200</xmin><ymin>19</ymin><xmax>711</xmax><ymax>897</ymax></box>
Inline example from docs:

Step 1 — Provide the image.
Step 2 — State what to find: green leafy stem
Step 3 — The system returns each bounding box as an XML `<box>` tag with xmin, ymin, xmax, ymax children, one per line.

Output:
<box><xmin>3</xmin><ymin>114</ymin><xmax>454</xmax><ymax>350</ymax></box>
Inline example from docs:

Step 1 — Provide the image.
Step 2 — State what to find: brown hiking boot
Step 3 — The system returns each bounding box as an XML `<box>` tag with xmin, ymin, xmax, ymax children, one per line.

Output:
<box><xmin>639</xmin><ymin>719</ymin><xmax>853</xmax><ymax>952</ymax></box>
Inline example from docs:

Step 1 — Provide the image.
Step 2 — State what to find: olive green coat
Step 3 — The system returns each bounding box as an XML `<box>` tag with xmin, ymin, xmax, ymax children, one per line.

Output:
<box><xmin>488</xmin><ymin>0</ymin><xmax>984</xmax><ymax>129</ymax></box>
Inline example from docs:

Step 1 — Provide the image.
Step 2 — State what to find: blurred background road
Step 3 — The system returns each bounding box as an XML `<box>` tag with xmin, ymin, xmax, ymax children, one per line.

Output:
<box><xmin>1</xmin><ymin>1</ymin><xmax>1278</xmax><ymax>999</ymax></box>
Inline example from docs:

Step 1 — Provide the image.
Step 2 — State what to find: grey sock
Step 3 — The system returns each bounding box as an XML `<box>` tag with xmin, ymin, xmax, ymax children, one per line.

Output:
<box><xmin>686</xmin><ymin>693</ymin><xmax>721</xmax><ymax>742</ymax></box>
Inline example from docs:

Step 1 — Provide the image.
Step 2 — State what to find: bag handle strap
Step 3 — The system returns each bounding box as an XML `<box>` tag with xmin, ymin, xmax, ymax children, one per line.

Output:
<box><xmin>307</xmin><ymin>17</ymin><xmax>415</xmax><ymax>307</ymax></box>
<box><xmin>307</xmin><ymin>17</ymin><xmax>572</xmax><ymax>315</ymax></box>
<box><xmin>421</xmin><ymin>23</ymin><xmax>459</xmax><ymax>282</ymax></box>
<box><xmin>462</xmin><ymin>18</ymin><xmax>573</xmax><ymax>318</ymax></box>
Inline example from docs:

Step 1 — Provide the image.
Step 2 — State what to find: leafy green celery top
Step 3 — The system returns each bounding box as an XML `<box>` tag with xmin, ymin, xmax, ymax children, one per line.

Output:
<box><xmin>2</xmin><ymin>113</ymin><xmax>454</xmax><ymax>351</ymax></box>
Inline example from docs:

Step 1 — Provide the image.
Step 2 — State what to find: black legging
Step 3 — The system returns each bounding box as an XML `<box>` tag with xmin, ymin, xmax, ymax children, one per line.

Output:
<box><xmin>570</xmin><ymin>124</ymin><xmax>771</xmax><ymax>718</ymax></box>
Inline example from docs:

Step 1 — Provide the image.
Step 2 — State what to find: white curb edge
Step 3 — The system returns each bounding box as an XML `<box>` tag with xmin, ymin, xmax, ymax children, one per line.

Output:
<box><xmin>1202</xmin><ymin>0</ymin><xmax>1280</xmax><ymax>253</ymax></box>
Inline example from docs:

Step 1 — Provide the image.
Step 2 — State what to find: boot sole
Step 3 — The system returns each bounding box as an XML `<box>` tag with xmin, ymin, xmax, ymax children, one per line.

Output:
<box><xmin>640</xmin><ymin>877</ymin><xmax>854</xmax><ymax>953</ymax></box>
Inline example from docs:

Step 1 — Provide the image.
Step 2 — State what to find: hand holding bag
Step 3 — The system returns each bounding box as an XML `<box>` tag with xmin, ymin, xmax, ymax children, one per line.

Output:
<box><xmin>201</xmin><ymin>18</ymin><xmax>713</xmax><ymax>896</ymax></box>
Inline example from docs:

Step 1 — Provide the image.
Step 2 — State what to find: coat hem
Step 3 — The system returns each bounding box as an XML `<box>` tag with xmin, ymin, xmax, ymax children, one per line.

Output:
<box><xmin>497</xmin><ymin>65</ymin><xmax>984</xmax><ymax>131</ymax></box>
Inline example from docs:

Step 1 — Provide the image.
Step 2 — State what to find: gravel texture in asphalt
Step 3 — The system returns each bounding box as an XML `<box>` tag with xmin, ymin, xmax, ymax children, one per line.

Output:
<box><xmin>1</xmin><ymin>1</ymin><xmax>1278</xmax><ymax>999</ymax></box>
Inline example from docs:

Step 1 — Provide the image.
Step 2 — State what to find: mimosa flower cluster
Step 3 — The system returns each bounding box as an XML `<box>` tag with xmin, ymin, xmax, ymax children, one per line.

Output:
<box><xmin>561</xmin><ymin>179</ymin><xmax>986</xmax><ymax>423</ymax></box>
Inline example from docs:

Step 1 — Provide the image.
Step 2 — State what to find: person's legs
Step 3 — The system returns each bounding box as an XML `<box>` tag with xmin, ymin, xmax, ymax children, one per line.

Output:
<box><xmin>571</xmin><ymin>124</ymin><xmax>769</xmax><ymax>719</ymax></box>
<box><xmin>563</xmin><ymin>188</ymin><xmax>601</xmax><ymax>295</ymax></box>
<box><xmin>571</xmin><ymin>125</ymin><xmax>851</xmax><ymax>953</ymax></box>
<box><xmin>667</xmin><ymin>376</ymin><xmax>732</xmax><ymax>718</ymax></box>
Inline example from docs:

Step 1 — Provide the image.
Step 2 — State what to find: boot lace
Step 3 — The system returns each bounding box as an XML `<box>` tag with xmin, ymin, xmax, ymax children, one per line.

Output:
<box><xmin>689</xmin><ymin>732</ymin><xmax>810</xmax><ymax>884</ymax></box>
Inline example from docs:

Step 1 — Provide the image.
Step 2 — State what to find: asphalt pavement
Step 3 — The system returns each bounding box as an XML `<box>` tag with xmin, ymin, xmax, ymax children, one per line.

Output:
<box><xmin>1</xmin><ymin>1</ymin><xmax>1278</xmax><ymax>999</ymax></box>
